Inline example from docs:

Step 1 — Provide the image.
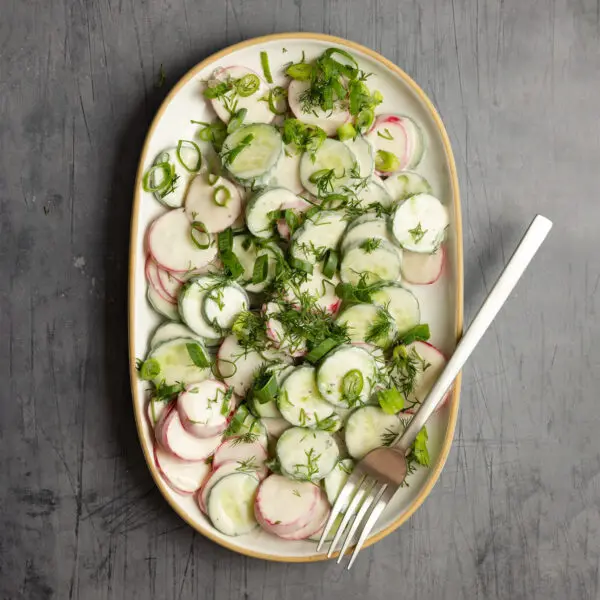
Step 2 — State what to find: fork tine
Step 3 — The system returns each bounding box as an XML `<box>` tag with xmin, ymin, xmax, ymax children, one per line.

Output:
<box><xmin>336</xmin><ymin>483</ymin><xmax>387</xmax><ymax>563</ymax></box>
<box><xmin>346</xmin><ymin>486</ymin><xmax>394</xmax><ymax>570</ymax></box>
<box><xmin>327</xmin><ymin>476</ymin><xmax>374</xmax><ymax>557</ymax></box>
<box><xmin>317</xmin><ymin>468</ymin><xmax>365</xmax><ymax>552</ymax></box>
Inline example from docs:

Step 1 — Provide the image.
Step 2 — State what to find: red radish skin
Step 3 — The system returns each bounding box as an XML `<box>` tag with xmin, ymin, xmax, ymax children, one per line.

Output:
<box><xmin>147</xmin><ymin>398</ymin><xmax>172</xmax><ymax>429</ymax></box>
<box><xmin>212</xmin><ymin>438</ymin><xmax>268</xmax><ymax>469</ymax></box>
<box><xmin>276</xmin><ymin>219</ymin><xmax>291</xmax><ymax>240</ymax></box>
<box><xmin>254</xmin><ymin>475</ymin><xmax>319</xmax><ymax>537</ymax></box>
<box><xmin>156</xmin><ymin>264</ymin><xmax>184</xmax><ymax>300</ymax></box>
<box><xmin>155</xmin><ymin>404</ymin><xmax>222</xmax><ymax>461</ymax></box>
<box><xmin>401</xmin><ymin>247</ymin><xmax>445</xmax><ymax>285</ymax></box>
<box><xmin>277</xmin><ymin>488</ymin><xmax>330</xmax><ymax>540</ymax></box>
<box><xmin>197</xmin><ymin>459</ymin><xmax>267</xmax><ymax>514</ymax></box>
<box><xmin>145</xmin><ymin>256</ymin><xmax>177</xmax><ymax>305</ymax></box>
<box><xmin>177</xmin><ymin>380</ymin><xmax>235</xmax><ymax>439</ymax></box>
<box><xmin>367</xmin><ymin>115</ymin><xmax>412</xmax><ymax>174</ymax></box>
<box><xmin>154</xmin><ymin>444</ymin><xmax>210</xmax><ymax>495</ymax></box>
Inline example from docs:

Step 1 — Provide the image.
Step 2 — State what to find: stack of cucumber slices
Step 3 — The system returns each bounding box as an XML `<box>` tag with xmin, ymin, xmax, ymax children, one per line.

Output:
<box><xmin>138</xmin><ymin>46</ymin><xmax>451</xmax><ymax>541</ymax></box>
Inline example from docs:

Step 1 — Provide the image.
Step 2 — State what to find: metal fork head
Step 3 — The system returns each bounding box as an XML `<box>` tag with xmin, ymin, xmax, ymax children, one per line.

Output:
<box><xmin>318</xmin><ymin>446</ymin><xmax>408</xmax><ymax>561</ymax></box>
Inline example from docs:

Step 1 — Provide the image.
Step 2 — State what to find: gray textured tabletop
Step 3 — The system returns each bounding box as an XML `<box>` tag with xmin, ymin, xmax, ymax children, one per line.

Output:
<box><xmin>1</xmin><ymin>1</ymin><xmax>599</xmax><ymax>599</ymax></box>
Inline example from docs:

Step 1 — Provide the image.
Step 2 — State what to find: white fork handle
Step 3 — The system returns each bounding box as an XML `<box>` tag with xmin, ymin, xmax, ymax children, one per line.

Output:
<box><xmin>397</xmin><ymin>214</ymin><xmax>553</xmax><ymax>451</ymax></box>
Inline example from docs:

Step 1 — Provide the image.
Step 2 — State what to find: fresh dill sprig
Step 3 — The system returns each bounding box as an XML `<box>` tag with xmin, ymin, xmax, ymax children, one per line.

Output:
<box><xmin>365</xmin><ymin>307</ymin><xmax>395</xmax><ymax>347</ymax></box>
<box><xmin>360</xmin><ymin>238</ymin><xmax>382</xmax><ymax>254</ymax></box>
<box><xmin>408</xmin><ymin>222</ymin><xmax>428</xmax><ymax>244</ymax></box>
<box><xmin>293</xmin><ymin>447</ymin><xmax>321</xmax><ymax>481</ymax></box>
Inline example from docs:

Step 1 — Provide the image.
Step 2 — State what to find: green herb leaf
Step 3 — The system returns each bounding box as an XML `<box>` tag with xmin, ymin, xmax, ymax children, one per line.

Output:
<box><xmin>252</xmin><ymin>254</ymin><xmax>269</xmax><ymax>284</ymax></box>
<box><xmin>375</xmin><ymin>150</ymin><xmax>400</xmax><ymax>172</ymax></box>
<box><xmin>286</xmin><ymin>62</ymin><xmax>313</xmax><ymax>80</ymax></box>
<box><xmin>186</xmin><ymin>343</ymin><xmax>210</xmax><ymax>368</ymax></box>
<box><xmin>222</xmin><ymin>133</ymin><xmax>255</xmax><ymax>166</ymax></box>
<box><xmin>408</xmin><ymin>222</ymin><xmax>428</xmax><ymax>244</ymax></box>
<box><xmin>377</xmin><ymin>387</ymin><xmax>405</xmax><ymax>414</ymax></box>
<box><xmin>322</xmin><ymin>249</ymin><xmax>339</xmax><ymax>279</ymax></box>
<box><xmin>399</xmin><ymin>324</ymin><xmax>431</xmax><ymax>345</ymax></box>
<box><xmin>412</xmin><ymin>426</ymin><xmax>430</xmax><ymax>467</ymax></box>
<box><xmin>359</xmin><ymin>238</ymin><xmax>382</xmax><ymax>254</ymax></box>
<box><xmin>305</xmin><ymin>338</ymin><xmax>339</xmax><ymax>363</ymax></box>
<box><xmin>227</xmin><ymin>108</ymin><xmax>248</xmax><ymax>134</ymax></box>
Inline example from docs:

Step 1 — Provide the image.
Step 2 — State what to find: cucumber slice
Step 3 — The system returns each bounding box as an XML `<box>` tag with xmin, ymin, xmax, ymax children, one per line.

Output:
<box><xmin>245</xmin><ymin>187</ymin><xmax>304</xmax><ymax>238</ymax></box>
<box><xmin>277</xmin><ymin>366</ymin><xmax>335</xmax><ymax>427</ymax></box>
<box><xmin>290</xmin><ymin>211</ymin><xmax>347</xmax><ymax>263</ymax></box>
<box><xmin>221</xmin><ymin>124</ymin><xmax>282</xmax><ymax>184</ymax></box>
<box><xmin>265</xmin><ymin>145</ymin><xmax>303</xmax><ymax>194</ymax></box>
<box><xmin>276</xmin><ymin>427</ymin><xmax>339</xmax><ymax>482</ymax></box>
<box><xmin>391</xmin><ymin>193</ymin><xmax>449</xmax><ymax>253</ymax></box>
<box><xmin>147</xmin><ymin>337</ymin><xmax>211</xmax><ymax>386</ymax></box>
<box><xmin>385</xmin><ymin>170</ymin><xmax>432</xmax><ymax>201</ymax></box>
<box><xmin>355</xmin><ymin>174</ymin><xmax>393</xmax><ymax>208</ymax></box>
<box><xmin>150</xmin><ymin>321</ymin><xmax>205</xmax><ymax>350</ymax></box>
<box><xmin>370</xmin><ymin>284</ymin><xmax>420</xmax><ymax>337</ymax></box>
<box><xmin>323</xmin><ymin>458</ymin><xmax>354</xmax><ymax>509</ymax></box>
<box><xmin>299</xmin><ymin>139</ymin><xmax>356</xmax><ymax>196</ymax></box>
<box><xmin>283</xmin><ymin>264</ymin><xmax>341</xmax><ymax>314</ymax></box>
<box><xmin>336</xmin><ymin>304</ymin><xmax>397</xmax><ymax>348</ymax></box>
<box><xmin>340</xmin><ymin>216</ymin><xmax>397</xmax><ymax>253</ymax></box>
<box><xmin>339</xmin><ymin>239</ymin><xmax>402</xmax><ymax>286</ymax></box>
<box><xmin>316</xmin><ymin>344</ymin><xmax>377</xmax><ymax>408</ymax></box>
<box><xmin>343</xmin><ymin>135</ymin><xmax>374</xmax><ymax>178</ymax></box>
<box><xmin>202</xmin><ymin>283</ymin><xmax>249</xmax><ymax>331</ymax></box>
<box><xmin>207</xmin><ymin>473</ymin><xmax>260</xmax><ymax>536</ymax></box>
<box><xmin>147</xmin><ymin>285</ymin><xmax>180</xmax><ymax>321</ymax></box>
<box><xmin>231</xmin><ymin>235</ymin><xmax>283</xmax><ymax>293</ymax></box>
<box><xmin>403</xmin><ymin>116</ymin><xmax>426</xmax><ymax>169</ymax></box>
<box><xmin>344</xmin><ymin>406</ymin><xmax>404</xmax><ymax>459</ymax></box>
<box><xmin>178</xmin><ymin>276</ymin><xmax>222</xmax><ymax>341</ymax></box>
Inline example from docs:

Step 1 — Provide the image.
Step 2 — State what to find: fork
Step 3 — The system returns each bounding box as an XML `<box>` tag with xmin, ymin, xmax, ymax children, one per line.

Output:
<box><xmin>318</xmin><ymin>215</ymin><xmax>553</xmax><ymax>568</ymax></box>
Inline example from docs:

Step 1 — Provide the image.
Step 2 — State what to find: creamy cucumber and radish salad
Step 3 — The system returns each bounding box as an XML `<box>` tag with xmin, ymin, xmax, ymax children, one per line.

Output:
<box><xmin>137</xmin><ymin>46</ymin><xmax>451</xmax><ymax>541</ymax></box>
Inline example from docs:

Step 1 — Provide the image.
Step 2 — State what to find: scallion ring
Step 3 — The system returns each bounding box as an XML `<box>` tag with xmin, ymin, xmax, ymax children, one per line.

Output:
<box><xmin>254</xmin><ymin>373</ymin><xmax>278</xmax><ymax>404</ymax></box>
<box><xmin>235</xmin><ymin>74</ymin><xmax>260</xmax><ymax>97</ymax></box>
<box><xmin>267</xmin><ymin>86</ymin><xmax>287</xmax><ymax>115</ymax></box>
<box><xmin>142</xmin><ymin>162</ymin><xmax>172</xmax><ymax>193</ymax></box>
<box><xmin>212</xmin><ymin>185</ymin><xmax>231</xmax><ymax>207</ymax></box>
<box><xmin>337</xmin><ymin>123</ymin><xmax>357</xmax><ymax>141</ymax></box>
<box><xmin>176</xmin><ymin>139</ymin><xmax>202</xmax><ymax>172</ymax></box>
<box><xmin>356</xmin><ymin>108</ymin><xmax>375</xmax><ymax>132</ymax></box>
<box><xmin>342</xmin><ymin>369</ymin><xmax>364</xmax><ymax>397</ymax></box>
<box><xmin>190</xmin><ymin>221</ymin><xmax>211</xmax><ymax>250</ymax></box>
<box><xmin>290</xmin><ymin>257</ymin><xmax>314</xmax><ymax>274</ymax></box>
<box><xmin>375</xmin><ymin>150</ymin><xmax>401</xmax><ymax>172</ymax></box>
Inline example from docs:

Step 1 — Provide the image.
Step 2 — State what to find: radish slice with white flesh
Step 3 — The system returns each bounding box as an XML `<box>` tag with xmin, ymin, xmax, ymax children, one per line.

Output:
<box><xmin>197</xmin><ymin>459</ymin><xmax>267</xmax><ymax>514</ymax></box>
<box><xmin>154</xmin><ymin>444</ymin><xmax>210</xmax><ymax>495</ymax></box>
<box><xmin>177</xmin><ymin>380</ymin><xmax>235</xmax><ymax>438</ymax></box>
<box><xmin>184</xmin><ymin>172</ymin><xmax>242</xmax><ymax>233</ymax></box>
<box><xmin>266</xmin><ymin>145</ymin><xmax>304</xmax><ymax>193</ymax></box>
<box><xmin>148</xmin><ymin>208</ymin><xmax>217</xmax><ymax>273</ymax></box>
<box><xmin>254</xmin><ymin>474</ymin><xmax>319</xmax><ymax>536</ymax></box>
<box><xmin>147</xmin><ymin>398</ymin><xmax>172</xmax><ymax>427</ymax></box>
<box><xmin>283</xmin><ymin>265</ymin><xmax>342</xmax><ymax>315</ymax></box>
<box><xmin>212</xmin><ymin>438</ymin><xmax>268</xmax><ymax>470</ymax></box>
<box><xmin>401</xmin><ymin>247</ymin><xmax>445</xmax><ymax>285</ymax></box>
<box><xmin>392</xmin><ymin>341</ymin><xmax>448</xmax><ymax>410</ymax></box>
<box><xmin>288</xmin><ymin>79</ymin><xmax>349</xmax><ymax>137</ymax></box>
<box><xmin>391</xmin><ymin>193</ymin><xmax>449</xmax><ymax>253</ymax></box>
<box><xmin>145</xmin><ymin>257</ymin><xmax>176</xmax><ymax>305</ymax></box>
<box><xmin>156</xmin><ymin>264</ymin><xmax>183</xmax><ymax>301</ymax></box>
<box><xmin>155</xmin><ymin>404</ymin><xmax>222</xmax><ymax>461</ymax></box>
<box><xmin>208</xmin><ymin>66</ymin><xmax>274</xmax><ymax>125</ymax></box>
<box><xmin>207</xmin><ymin>473</ymin><xmax>260</xmax><ymax>536</ymax></box>
<box><xmin>216</xmin><ymin>334</ymin><xmax>290</xmax><ymax>396</ymax></box>
<box><xmin>262</xmin><ymin>417</ymin><xmax>292</xmax><ymax>439</ymax></box>
<box><xmin>278</xmin><ymin>487</ymin><xmax>330</xmax><ymax>540</ymax></box>
<box><xmin>147</xmin><ymin>285</ymin><xmax>180</xmax><ymax>321</ymax></box>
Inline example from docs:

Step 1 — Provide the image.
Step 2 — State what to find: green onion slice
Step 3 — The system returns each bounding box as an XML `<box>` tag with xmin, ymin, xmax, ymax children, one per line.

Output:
<box><xmin>377</xmin><ymin>387</ymin><xmax>405</xmax><ymax>415</ymax></box>
<box><xmin>356</xmin><ymin>108</ymin><xmax>375</xmax><ymax>132</ymax></box>
<box><xmin>337</xmin><ymin>123</ymin><xmax>356</xmax><ymax>141</ymax></box>
<box><xmin>186</xmin><ymin>343</ymin><xmax>210</xmax><ymax>368</ymax></box>
<box><xmin>142</xmin><ymin>162</ymin><xmax>172</xmax><ymax>193</ymax></box>
<box><xmin>252</xmin><ymin>254</ymin><xmax>269</xmax><ymax>284</ymax></box>
<box><xmin>342</xmin><ymin>369</ymin><xmax>364</xmax><ymax>396</ymax></box>
<box><xmin>322</xmin><ymin>249</ymin><xmax>339</xmax><ymax>279</ymax></box>
<box><xmin>217</xmin><ymin>228</ymin><xmax>234</xmax><ymax>253</ymax></box>
<box><xmin>285</xmin><ymin>62</ymin><xmax>313</xmax><ymax>81</ymax></box>
<box><xmin>260</xmin><ymin>51</ymin><xmax>273</xmax><ymax>84</ymax></box>
<box><xmin>212</xmin><ymin>185</ymin><xmax>231</xmax><ymax>207</ymax></box>
<box><xmin>375</xmin><ymin>150</ymin><xmax>400</xmax><ymax>172</ymax></box>
<box><xmin>190</xmin><ymin>221</ymin><xmax>211</xmax><ymax>249</ymax></box>
<box><xmin>176</xmin><ymin>139</ymin><xmax>202</xmax><ymax>172</ymax></box>
<box><xmin>227</xmin><ymin>108</ymin><xmax>247</xmax><ymax>134</ymax></box>
<box><xmin>221</xmin><ymin>250</ymin><xmax>244</xmax><ymax>279</ymax></box>
<box><xmin>236</xmin><ymin>74</ymin><xmax>260</xmax><ymax>97</ymax></box>
<box><xmin>290</xmin><ymin>257</ymin><xmax>314</xmax><ymax>274</ymax></box>
<box><xmin>139</xmin><ymin>358</ymin><xmax>161</xmax><ymax>380</ymax></box>
<box><xmin>399</xmin><ymin>324</ymin><xmax>431</xmax><ymax>346</ymax></box>
<box><xmin>254</xmin><ymin>373</ymin><xmax>279</xmax><ymax>404</ymax></box>
<box><xmin>305</xmin><ymin>338</ymin><xmax>339</xmax><ymax>363</ymax></box>
<box><xmin>268</xmin><ymin>86</ymin><xmax>287</xmax><ymax>115</ymax></box>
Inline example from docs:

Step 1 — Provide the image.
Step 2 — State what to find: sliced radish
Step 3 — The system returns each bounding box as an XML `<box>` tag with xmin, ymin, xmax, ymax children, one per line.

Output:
<box><xmin>264</xmin><ymin>302</ymin><xmax>308</xmax><ymax>357</ymax></box>
<box><xmin>177</xmin><ymin>380</ymin><xmax>235</xmax><ymax>438</ymax></box>
<box><xmin>147</xmin><ymin>284</ymin><xmax>179</xmax><ymax>321</ymax></box>
<box><xmin>208</xmin><ymin>66</ymin><xmax>274</xmax><ymax>125</ymax></box>
<box><xmin>155</xmin><ymin>405</ymin><xmax>222</xmax><ymax>461</ymax></box>
<box><xmin>254</xmin><ymin>474</ymin><xmax>319</xmax><ymax>536</ymax></box>
<box><xmin>284</xmin><ymin>266</ymin><xmax>342</xmax><ymax>314</ymax></box>
<box><xmin>278</xmin><ymin>487</ymin><xmax>330</xmax><ymax>540</ymax></box>
<box><xmin>262</xmin><ymin>417</ymin><xmax>292</xmax><ymax>439</ymax></box>
<box><xmin>212</xmin><ymin>437</ymin><xmax>268</xmax><ymax>469</ymax></box>
<box><xmin>366</xmin><ymin>114</ymin><xmax>415</xmax><ymax>173</ymax></box>
<box><xmin>400</xmin><ymin>341</ymin><xmax>448</xmax><ymax>410</ymax></box>
<box><xmin>288</xmin><ymin>79</ymin><xmax>349</xmax><ymax>137</ymax></box>
<box><xmin>148</xmin><ymin>208</ymin><xmax>217</xmax><ymax>273</ymax></box>
<box><xmin>401</xmin><ymin>247</ymin><xmax>445</xmax><ymax>284</ymax></box>
<box><xmin>197</xmin><ymin>459</ymin><xmax>267</xmax><ymax>514</ymax></box>
<box><xmin>156</xmin><ymin>264</ymin><xmax>184</xmax><ymax>301</ymax></box>
<box><xmin>154</xmin><ymin>444</ymin><xmax>210</xmax><ymax>495</ymax></box>
<box><xmin>147</xmin><ymin>398</ymin><xmax>172</xmax><ymax>428</ymax></box>
<box><xmin>184</xmin><ymin>172</ymin><xmax>242</xmax><ymax>233</ymax></box>
<box><xmin>145</xmin><ymin>256</ymin><xmax>176</xmax><ymax>305</ymax></box>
